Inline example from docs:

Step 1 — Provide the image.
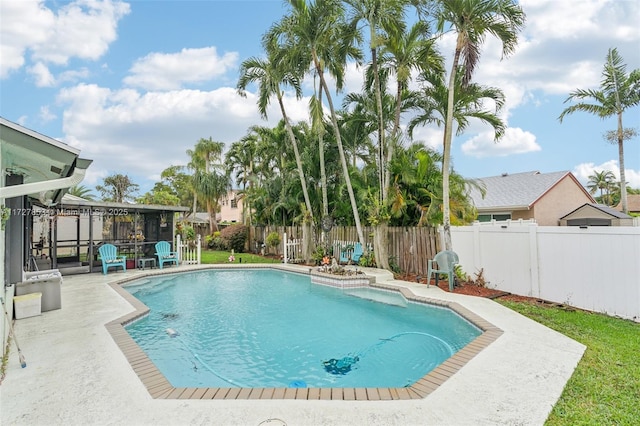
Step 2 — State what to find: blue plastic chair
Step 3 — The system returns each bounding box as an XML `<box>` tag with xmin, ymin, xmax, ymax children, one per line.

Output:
<box><xmin>155</xmin><ymin>241</ymin><xmax>179</xmax><ymax>269</ymax></box>
<box><xmin>98</xmin><ymin>244</ymin><xmax>126</xmax><ymax>275</ymax></box>
<box><xmin>426</xmin><ymin>250</ymin><xmax>459</xmax><ymax>292</ymax></box>
<box><xmin>351</xmin><ymin>243</ymin><xmax>363</xmax><ymax>264</ymax></box>
<box><xmin>340</xmin><ymin>242</ymin><xmax>363</xmax><ymax>264</ymax></box>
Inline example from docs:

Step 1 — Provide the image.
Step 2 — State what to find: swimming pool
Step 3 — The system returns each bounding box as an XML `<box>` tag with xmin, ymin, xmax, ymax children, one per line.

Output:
<box><xmin>123</xmin><ymin>268</ymin><xmax>482</xmax><ymax>390</ymax></box>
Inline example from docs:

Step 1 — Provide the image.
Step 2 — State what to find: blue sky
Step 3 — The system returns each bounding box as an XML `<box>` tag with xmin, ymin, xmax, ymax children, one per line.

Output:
<box><xmin>1</xmin><ymin>0</ymin><xmax>639</xmax><ymax>196</ymax></box>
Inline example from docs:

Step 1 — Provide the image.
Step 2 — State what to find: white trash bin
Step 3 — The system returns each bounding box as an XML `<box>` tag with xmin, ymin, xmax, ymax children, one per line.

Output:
<box><xmin>14</xmin><ymin>292</ymin><xmax>42</xmax><ymax>319</ymax></box>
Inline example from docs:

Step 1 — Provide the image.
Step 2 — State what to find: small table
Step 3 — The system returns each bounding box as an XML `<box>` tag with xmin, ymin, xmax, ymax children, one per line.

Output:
<box><xmin>137</xmin><ymin>258</ymin><xmax>156</xmax><ymax>270</ymax></box>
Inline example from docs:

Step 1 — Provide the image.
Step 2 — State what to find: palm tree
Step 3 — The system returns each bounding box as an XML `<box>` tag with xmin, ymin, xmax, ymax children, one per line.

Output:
<box><xmin>67</xmin><ymin>184</ymin><xmax>95</xmax><ymax>200</ymax></box>
<box><xmin>237</xmin><ymin>36</ymin><xmax>314</xmax><ymax>220</ymax></box>
<box><xmin>275</xmin><ymin>0</ymin><xmax>367</xmax><ymax>249</ymax></box>
<box><xmin>309</xmin><ymin>85</ymin><xmax>330</xmax><ymax>218</ymax></box>
<box><xmin>186</xmin><ymin>137</ymin><xmax>229</xmax><ymax>233</ymax></box>
<box><xmin>587</xmin><ymin>170</ymin><xmax>617</xmax><ymax>206</ymax></box>
<box><xmin>380</xmin><ymin>19</ymin><xmax>443</xmax><ymax>196</ymax></box>
<box><xmin>342</xmin><ymin>83</ymin><xmax>399</xmax><ymax>269</ymax></box>
<box><xmin>389</xmin><ymin>142</ymin><xmax>480</xmax><ymax>227</ymax></box>
<box><xmin>559</xmin><ymin>47</ymin><xmax>640</xmax><ymax>214</ymax></box>
<box><xmin>408</xmin><ymin>68</ymin><xmax>506</xmax><ymax>141</ymax></box>
<box><xmin>430</xmin><ymin>0</ymin><xmax>525</xmax><ymax>250</ymax></box>
<box><xmin>345</xmin><ymin>0</ymin><xmax>405</xmax><ymax>204</ymax></box>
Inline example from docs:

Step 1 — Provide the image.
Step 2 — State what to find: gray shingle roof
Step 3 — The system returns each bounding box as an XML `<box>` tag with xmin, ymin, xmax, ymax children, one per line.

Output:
<box><xmin>563</xmin><ymin>203</ymin><xmax>634</xmax><ymax>219</ymax></box>
<box><xmin>468</xmin><ymin>170</ymin><xmax>572</xmax><ymax>210</ymax></box>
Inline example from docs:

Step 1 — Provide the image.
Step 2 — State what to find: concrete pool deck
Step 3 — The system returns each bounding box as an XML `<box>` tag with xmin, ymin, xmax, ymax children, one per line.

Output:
<box><xmin>1</xmin><ymin>264</ymin><xmax>586</xmax><ymax>426</ymax></box>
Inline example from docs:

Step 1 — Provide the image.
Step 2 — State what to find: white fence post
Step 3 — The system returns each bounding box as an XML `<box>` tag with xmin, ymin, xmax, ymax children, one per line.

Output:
<box><xmin>196</xmin><ymin>234</ymin><xmax>201</xmax><ymax>265</ymax></box>
<box><xmin>528</xmin><ymin>223</ymin><xmax>540</xmax><ymax>298</ymax></box>
<box><xmin>283</xmin><ymin>232</ymin><xmax>288</xmax><ymax>264</ymax></box>
<box><xmin>176</xmin><ymin>234</ymin><xmax>182</xmax><ymax>263</ymax></box>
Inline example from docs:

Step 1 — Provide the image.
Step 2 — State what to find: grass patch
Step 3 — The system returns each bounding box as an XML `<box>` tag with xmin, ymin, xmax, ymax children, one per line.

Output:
<box><xmin>200</xmin><ymin>250</ymin><xmax>280</xmax><ymax>265</ymax></box>
<box><xmin>498</xmin><ymin>300</ymin><xmax>640</xmax><ymax>425</ymax></box>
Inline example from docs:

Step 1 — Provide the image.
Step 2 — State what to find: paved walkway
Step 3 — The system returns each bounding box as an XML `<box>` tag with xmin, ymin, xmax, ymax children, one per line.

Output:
<box><xmin>1</xmin><ymin>265</ymin><xmax>585</xmax><ymax>426</ymax></box>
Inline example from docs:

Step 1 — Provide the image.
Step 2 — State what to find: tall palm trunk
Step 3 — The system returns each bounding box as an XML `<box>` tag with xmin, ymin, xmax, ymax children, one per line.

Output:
<box><xmin>313</xmin><ymin>52</ymin><xmax>366</xmax><ymax>249</ymax></box>
<box><xmin>371</xmin><ymin>42</ymin><xmax>386</xmax><ymax>203</ymax></box>
<box><xmin>617</xmin><ymin>111</ymin><xmax>628</xmax><ymax>213</ymax></box>
<box><xmin>387</xmin><ymin>76</ymin><xmax>403</xmax><ymax>194</ymax></box>
<box><xmin>317</xmin><ymin>88</ymin><xmax>329</xmax><ymax>218</ymax></box>
<box><xmin>277</xmin><ymin>92</ymin><xmax>313</xmax><ymax>262</ymax></box>
<box><xmin>371</xmin><ymin>39</ymin><xmax>391</xmax><ymax>270</ymax></box>
<box><xmin>277</xmin><ymin>93</ymin><xmax>313</xmax><ymax>216</ymax></box>
<box><xmin>442</xmin><ymin>36</ymin><xmax>464</xmax><ymax>251</ymax></box>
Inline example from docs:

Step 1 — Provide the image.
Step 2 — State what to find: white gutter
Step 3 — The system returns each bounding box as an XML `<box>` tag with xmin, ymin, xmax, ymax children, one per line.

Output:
<box><xmin>0</xmin><ymin>166</ymin><xmax>87</xmax><ymax>200</ymax></box>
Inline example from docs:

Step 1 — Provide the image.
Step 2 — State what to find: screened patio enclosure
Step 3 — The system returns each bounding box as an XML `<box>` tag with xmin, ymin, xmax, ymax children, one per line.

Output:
<box><xmin>30</xmin><ymin>194</ymin><xmax>189</xmax><ymax>274</ymax></box>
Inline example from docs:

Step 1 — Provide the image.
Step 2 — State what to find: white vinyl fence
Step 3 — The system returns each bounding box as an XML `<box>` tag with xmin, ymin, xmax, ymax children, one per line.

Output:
<box><xmin>176</xmin><ymin>234</ymin><xmax>201</xmax><ymax>265</ymax></box>
<box><xmin>449</xmin><ymin>220</ymin><xmax>640</xmax><ymax>321</ymax></box>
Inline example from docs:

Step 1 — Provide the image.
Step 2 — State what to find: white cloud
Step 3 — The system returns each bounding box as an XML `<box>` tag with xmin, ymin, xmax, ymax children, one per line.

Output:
<box><xmin>123</xmin><ymin>47</ymin><xmax>239</xmax><ymax>91</ymax></box>
<box><xmin>0</xmin><ymin>0</ymin><xmax>129</xmax><ymax>78</ymax></box>
<box><xmin>573</xmin><ymin>161</ymin><xmax>640</xmax><ymax>188</ymax></box>
<box><xmin>39</xmin><ymin>106</ymin><xmax>56</xmax><ymax>123</ymax></box>
<box><xmin>410</xmin><ymin>126</ymin><xmax>443</xmax><ymax>152</ymax></box>
<box><xmin>31</xmin><ymin>0</ymin><xmax>130</xmax><ymax>65</ymax></box>
<box><xmin>56</xmin><ymin>83</ymin><xmax>310</xmax><ymax>181</ymax></box>
<box><xmin>473</xmin><ymin>0</ymin><xmax>640</xmax><ymax>107</ymax></box>
<box><xmin>520</xmin><ymin>0</ymin><xmax>638</xmax><ymax>42</ymax></box>
<box><xmin>28</xmin><ymin>62</ymin><xmax>55</xmax><ymax>87</ymax></box>
<box><xmin>462</xmin><ymin>127</ymin><xmax>541</xmax><ymax>158</ymax></box>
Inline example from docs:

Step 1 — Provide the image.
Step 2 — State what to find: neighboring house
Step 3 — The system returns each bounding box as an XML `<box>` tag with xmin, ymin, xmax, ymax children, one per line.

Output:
<box><xmin>219</xmin><ymin>189</ymin><xmax>243</xmax><ymax>224</ymax></box>
<box><xmin>559</xmin><ymin>203</ymin><xmax>635</xmax><ymax>226</ymax></box>
<box><xmin>468</xmin><ymin>171</ymin><xmax>595</xmax><ymax>226</ymax></box>
<box><xmin>615</xmin><ymin>194</ymin><xmax>640</xmax><ymax>215</ymax></box>
<box><xmin>179</xmin><ymin>190</ymin><xmax>243</xmax><ymax>237</ymax></box>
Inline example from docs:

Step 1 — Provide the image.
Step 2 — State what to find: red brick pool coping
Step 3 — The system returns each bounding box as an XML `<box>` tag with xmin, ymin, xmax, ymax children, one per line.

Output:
<box><xmin>105</xmin><ymin>265</ymin><xmax>503</xmax><ymax>400</ymax></box>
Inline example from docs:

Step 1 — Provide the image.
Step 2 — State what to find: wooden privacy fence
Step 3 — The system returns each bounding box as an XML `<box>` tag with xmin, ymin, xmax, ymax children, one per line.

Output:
<box><xmin>251</xmin><ymin>225</ymin><xmax>439</xmax><ymax>275</ymax></box>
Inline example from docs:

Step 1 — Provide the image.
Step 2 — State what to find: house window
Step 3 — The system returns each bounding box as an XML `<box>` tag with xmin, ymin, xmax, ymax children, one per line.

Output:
<box><xmin>478</xmin><ymin>213</ymin><xmax>511</xmax><ymax>222</ymax></box>
<box><xmin>230</xmin><ymin>199</ymin><xmax>237</xmax><ymax>209</ymax></box>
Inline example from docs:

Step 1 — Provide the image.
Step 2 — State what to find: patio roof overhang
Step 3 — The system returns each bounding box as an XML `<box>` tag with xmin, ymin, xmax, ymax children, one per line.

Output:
<box><xmin>57</xmin><ymin>196</ymin><xmax>190</xmax><ymax>214</ymax></box>
<box><xmin>1</xmin><ymin>117</ymin><xmax>91</xmax><ymax>204</ymax></box>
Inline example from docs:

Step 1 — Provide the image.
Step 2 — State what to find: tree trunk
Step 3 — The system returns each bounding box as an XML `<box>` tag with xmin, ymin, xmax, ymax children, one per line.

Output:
<box><xmin>302</xmin><ymin>221</ymin><xmax>312</xmax><ymax>264</ymax></box>
<box><xmin>374</xmin><ymin>221</ymin><xmax>390</xmax><ymax>270</ymax></box>
<box><xmin>313</xmin><ymin>51</ymin><xmax>366</xmax><ymax>249</ymax></box>
<box><xmin>207</xmin><ymin>200</ymin><xmax>218</xmax><ymax>233</ymax></box>
<box><xmin>442</xmin><ymin>37</ymin><xmax>463</xmax><ymax>251</ymax></box>
<box><xmin>278</xmin><ymin>93</ymin><xmax>314</xmax><ymax>218</ymax></box>
<box><xmin>318</xmin><ymin>88</ymin><xmax>329</xmax><ymax>218</ymax></box>
<box><xmin>371</xmin><ymin>43</ymin><xmax>387</xmax><ymax>204</ymax></box>
<box><xmin>617</xmin><ymin>111</ymin><xmax>628</xmax><ymax>213</ymax></box>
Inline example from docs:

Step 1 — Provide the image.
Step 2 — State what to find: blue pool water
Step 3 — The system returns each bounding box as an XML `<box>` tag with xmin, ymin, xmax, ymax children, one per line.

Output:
<box><xmin>124</xmin><ymin>269</ymin><xmax>481</xmax><ymax>389</ymax></box>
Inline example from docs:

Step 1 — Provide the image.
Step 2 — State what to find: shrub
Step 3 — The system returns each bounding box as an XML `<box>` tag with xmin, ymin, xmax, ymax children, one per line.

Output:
<box><xmin>358</xmin><ymin>251</ymin><xmax>376</xmax><ymax>268</ymax></box>
<box><xmin>205</xmin><ymin>232</ymin><xmax>226</xmax><ymax>250</ymax></box>
<box><xmin>265</xmin><ymin>232</ymin><xmax>281</xmax><ymax>254</ymax></box>
<box><xmin>220</xmin><ymin>224</ymin><xmax>247</xmax><ymax>253</ymax></box>
<box><xmin>178</xmin><ymin>224</ymin><xmax>195</xmax><ymax>240</ymax></box>
<box><xmin>311</xmin><ymin>245</ymin><xmax>325</xmax><ymax>265</ymax></box>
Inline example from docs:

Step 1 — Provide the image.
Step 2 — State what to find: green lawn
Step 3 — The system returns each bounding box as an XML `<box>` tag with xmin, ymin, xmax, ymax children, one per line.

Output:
<box><xmin>200</xmin><ymin>250</ymin><xmax>280</xmax><ymax>265</ymax></box>
<box><xmin>498</xmin><ymin>300</ymin><xmax>640</xmax><ymax>425</ymax></box>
